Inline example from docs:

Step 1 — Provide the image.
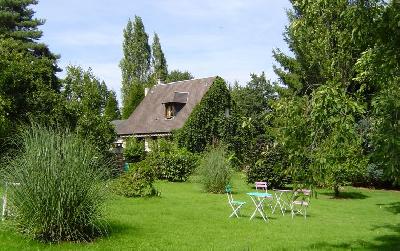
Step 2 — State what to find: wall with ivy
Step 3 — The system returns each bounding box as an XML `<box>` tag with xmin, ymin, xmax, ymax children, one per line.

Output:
<box><xmin>175</xmin><ymin>77</ymin><xmax>236</xmax><ymax>152</ymax></box>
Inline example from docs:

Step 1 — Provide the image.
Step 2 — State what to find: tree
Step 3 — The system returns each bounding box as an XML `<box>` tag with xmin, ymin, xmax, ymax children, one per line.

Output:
<box><xmin>354</xmin><ymin>1</ymin><xmax>400</xmax><ymax>184</ymax></box>
<box><xmin>230</xmin><ymin>73</ymin><xmax>284</xmax><ymax>183</ymax></box>
<box><xmin>0</xmin><ymin>0</ymin><xmax>58</xmax><ymax>60</ymax></box>
<box><xmin>120</xmin><ymin>16</ymin><xmax>151</xmax><ymax>116</ymax></box>
<box><xmin>231</xmin><ymin>72</ymin><xmax>275</xmax><ymax>119</ymax></box>
<box><xmin>104</xmin><ymin>90</ymin><xmax>121</xmax><ymax>120</ymax></box>
<box><xmin>121</xmin><ymin>82</ymin><xmax>144</xmax><ymax>119</ymax></box>
<box><xmin>151</xmin><ymin>33</ymin><xmax>168</xmax><ymax>82</ymax></box>
<box><xmin>270</xmin><ymin>0</ymin><xmax>384</xmax><ymax>196</ymax></box>
<box><xmin>0</xmin><ymin>38</ymin><xmax>61</xmax><ymax>127</ymax></box>
<box><xmin>63</xmin><ymin>66</ymin><xmax>116</xmax><ymax>153</ymax></box>
<box><xmin>166</xmin><ymin>70</ymin><xmax>194</xmax><ymax>83</ymax></box>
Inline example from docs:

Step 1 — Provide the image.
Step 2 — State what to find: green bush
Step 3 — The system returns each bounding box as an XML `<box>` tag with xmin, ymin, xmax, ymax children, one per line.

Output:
<box><xmin>197</xmin><ymin>146</ymin><xmax>232</xmax><ymax>193</ymax></box>
<box><xmin>111</xmin><ymin>160</ymin><xmax>158</xmax><ymax>197</ymax></box>
<box><xmin>245</xmin><ymin>143</ymin><xmax>290</xmax><ymax>188</ymax></box>
<box><xmin>148</xmin><ymin>139</ymin><xmax>197</xmax><ymax>182</ymax></box>
<box><xmin>123</xmin><ymin>137</ymin><xmax>145</xmax><ymax>163</ymax></box>
<box><xmin>2</xmin><ymin>125</ymin><xmax>108</xmax><ymax>243</ymax></box>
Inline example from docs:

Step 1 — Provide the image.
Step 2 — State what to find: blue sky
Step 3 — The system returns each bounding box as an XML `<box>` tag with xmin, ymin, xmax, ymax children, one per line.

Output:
<box><xmin>35</xmin><ymin>0</ymin><xmax>291</xmax><ymax>101</ymax></box>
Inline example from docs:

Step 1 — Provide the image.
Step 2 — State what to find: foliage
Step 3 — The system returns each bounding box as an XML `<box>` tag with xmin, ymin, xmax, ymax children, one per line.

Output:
<box><xmin>62</xmin><ymin>66</ymin><xmax>116</xmax><ymax>153</ymax></box>
<box><xmin>111</xmin><ymin>160</ymin><xmax>158</xmax><ymax>197</ymax></box>
<box><xmin>120</xmin><ymin>16</ymin><xmax>151</xmax><ymax>115</ymax></box>
<box><xmin>245</xmin><ymin>143</ymin><xmax>289</xmax><ymax>188</ymax></box>
<box><xmin>147</xmin><ymin>139</ymin><xmax>197</xmax><ymax>182</ymax></box>
<box><xmin>151</xmin><ymin>33</ymin><xmax>168</xmax><ymax>81</ymax></box>
<box><xmin>0</xmin><ymin>38</ymin><xmax>62</xmax><ymax>132</ymax></box>
<box><xmin>0</xmin><ymin>0</ymin><xmax>58</xmax><ymax>59</ymax></box>
<box><xmin>104</xmin><ymin>90</ymin><xmax>120</xmax><ymax>120</ymax></box>
<box><xmin>121</xmin><ymin>82</ymin><xmax>144</xmax><ymax>119</ymax></box>
<box><xmin>123</xmin><ymin>137</ymin><xmax>145</xmax><ymax>163</ymax></box>
<box><xmin>1</xmin><ymin>125</ymin><xmax>109</xmax><ymax>242</ymax></box>
<box><xmin>354</xmin><ymin>1</ymin><xmax>400</xmax><ymax>184</ymax></box>
<box><xmin>166</xmin><ymin>69</ymin><xmax>194</xmax><ymax>83</ymax></box>
<box><xmin>270</xmin><ymin>0</ymin><xmax>385</xmax><ymax>195</ymax></box>
<box><xmin>273</xmin><ymin>0</ymin><xmax>382</xmax><ymax>96</ymax></box>
<box><xmin>231</xmin><ymin>72</ymin><xmax>275</xmax><ymax>119</ymax></box>
<box><xmin>175</xmin><ymin>77</ymin><xmax>233</xmax><ymax>152</ymax></box>
<box><xmin>230</xmin><ymin>72</ymin><xmax>276</xmax><ymax>169</ymax></box>
<box><xmin>197</xmin><ymin>146</ymin><xmax>232</xmax><ymax>193</ymax></box>
<box><xmin>0</xmin><ymin>0</ymin><xmax>60</xmax><ymax>156</ymax></box>
<box><xmin>271</xmin><ymin>85</ymin><xmax>368</xmax><ymax>195</ymax></box>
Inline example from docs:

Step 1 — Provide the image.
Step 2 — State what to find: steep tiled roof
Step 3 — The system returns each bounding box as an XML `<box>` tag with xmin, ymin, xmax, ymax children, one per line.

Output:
<box><xmin>115</xmin><ymin>76</ymin><xmax>216</xmax><ymax>136</ymax></box>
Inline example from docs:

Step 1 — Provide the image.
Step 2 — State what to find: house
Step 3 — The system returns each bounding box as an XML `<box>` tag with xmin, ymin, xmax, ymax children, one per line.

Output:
<box><xmin>113</xmin><ymin>76</ymin><xmax>217</xmax><ymax>150</ymax></box>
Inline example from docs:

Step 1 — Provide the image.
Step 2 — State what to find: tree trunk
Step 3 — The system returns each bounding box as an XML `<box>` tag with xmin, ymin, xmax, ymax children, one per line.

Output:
<box><xmin>334</xmin><ymin>185</ymin><xmax>340</xmax><ymax>197</ymax></box>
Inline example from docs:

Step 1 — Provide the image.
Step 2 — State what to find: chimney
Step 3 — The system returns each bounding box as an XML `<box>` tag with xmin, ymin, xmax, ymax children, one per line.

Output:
<box><xmin>144</xmin><ymin>87</ymin><xmax>149</xmax><ymax>96</ymax></box>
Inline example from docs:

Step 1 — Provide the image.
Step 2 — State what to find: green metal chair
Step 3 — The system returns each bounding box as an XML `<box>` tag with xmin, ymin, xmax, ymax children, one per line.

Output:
<box><xmin>225</xmin><ymin>185</ymin><xmax>246</xmax><ymax>218</ymax></box>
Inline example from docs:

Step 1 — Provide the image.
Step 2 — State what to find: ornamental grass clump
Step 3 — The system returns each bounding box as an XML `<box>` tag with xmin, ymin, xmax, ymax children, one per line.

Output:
<box><xmin>2</xmin><ymin>126</ymin><xmax>109</xmax><ymax>243</ymax></box>
<box><xmin>197</xmin><ymin>146</ymin><xmax>232</xmax><ymax>193</ymax></box>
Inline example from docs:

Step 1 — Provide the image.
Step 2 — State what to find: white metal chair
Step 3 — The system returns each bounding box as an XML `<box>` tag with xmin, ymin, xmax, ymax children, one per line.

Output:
<box><xmin>255</xmin><ymin>181</ymin><xmax>273</xmax><ymax>211</ymax></box>
<box><xmin>225</xmin><ymin>185</ymin><xmax>246</xmax><ymax>218</ymax></box>
<box><xmin>291</xmin><ymin>189</ymin><xmax>311</xmax><ymax>219</ymax></box>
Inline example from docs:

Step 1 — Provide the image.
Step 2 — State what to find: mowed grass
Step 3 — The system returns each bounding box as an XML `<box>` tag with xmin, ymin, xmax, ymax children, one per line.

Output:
<box><xmin>0</xmin><ymin>172</ymin><xmax>399</xmax><ymax>250</ymax></box>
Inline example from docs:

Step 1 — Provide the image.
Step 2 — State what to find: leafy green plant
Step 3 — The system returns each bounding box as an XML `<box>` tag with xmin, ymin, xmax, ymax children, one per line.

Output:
<box><xmin>175</xmin><ymin>77</ymin><xmax>235</xmax><ymax>152</ymax></box>
<box><xmin>197</xmin><ymin>146</ymin><xmax>232</xmax><ymax>193</ymax></box>
<box><xmin>123</xmin><ymin>137</ymin><xmax>145</xmax><ymax>163</ymax></box>
<box><xmin>2</xmin><ymin>125</ymin><xmax>109</xmax><ymax>243</ymax></box>
<box><xmin>245</xmin><ymin>144</ymin><xmax>290</xmax><ymax>188</ymax></box>
<box><xmin>111</xmin><ymin>160</ymin><xmax>158</xmax><ymax>197</ymax></box>
<box><xmin>147</xmin><ymin>139</ymin><xmax>197</xmax><ymax>182</ymax></box>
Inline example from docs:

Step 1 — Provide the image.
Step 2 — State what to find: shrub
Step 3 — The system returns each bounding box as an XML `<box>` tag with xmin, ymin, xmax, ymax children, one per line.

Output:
<box><xmin>123</xmin><ymin>137</ymin><xmax>145</xmax><ymax>163</ymax></box>
<box><xmin>245</xmin><ymin>144</ymin><xmax>290</xmax><ymax>188</ymax></box>
<box><xmin>197</xmin><ymin>146</ymin><xmax>232</xmax><ymax>193</ymax></box>
<box><xmin>2</xmin><ymin>125</ymin><xmax>108</xmax><ymax>243</ymax></box>
<box><xmin>148</xmin><ymin>139</ymin><xmax>197</xmax><ymax>182</ymax></box>
<box><xmin>111</xmin><ymin>160</ymin><xmax>158</xmax><ymax>197</ymax></box>
<box><xmin>352</xmin><ymin>163</ymin><xmax>393</xmax><ymax>188</ymax></box>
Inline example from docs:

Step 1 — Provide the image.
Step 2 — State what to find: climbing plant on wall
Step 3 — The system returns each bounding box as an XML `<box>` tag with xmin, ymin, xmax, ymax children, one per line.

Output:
<box><xmin>175</xmin><ymin>77</ymin><xmax>234</xmax><ymax>152</ymax></box>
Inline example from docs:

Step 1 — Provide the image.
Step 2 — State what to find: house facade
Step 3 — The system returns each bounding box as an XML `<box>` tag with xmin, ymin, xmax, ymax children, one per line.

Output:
<box><xmin>113</xmin><ymin>76</ymin><xmax>217</xmax><ymax>150</ymax></box>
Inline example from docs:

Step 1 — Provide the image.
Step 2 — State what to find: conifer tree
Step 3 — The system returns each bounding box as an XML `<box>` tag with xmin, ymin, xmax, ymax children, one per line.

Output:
<box><xmin>151</xmin><ymin>33</ymin><xmax>168</xmax><ymax>81</ymax></box>
<box><xmin>0</xmin><ymin>0</ymin><xmax>58</xmax><ymax>58</ymax></box>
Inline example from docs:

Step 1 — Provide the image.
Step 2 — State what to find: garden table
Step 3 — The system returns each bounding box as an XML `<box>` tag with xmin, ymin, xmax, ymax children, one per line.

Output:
<box><xmin>272</xmin><ymin>189</ymin><xmax>292</xmax><ymax>216</ymax></box>
<box><xmin>246</xmin><ymin>192</ymin><xmax>273</xmax><ymax>222</ymax></box>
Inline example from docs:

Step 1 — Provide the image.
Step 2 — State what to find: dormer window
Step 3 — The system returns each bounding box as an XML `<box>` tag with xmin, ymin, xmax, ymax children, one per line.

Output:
<box><xmin>165</xmin><ymin>103</ymin><xmax>175</xmax><ymax>119</ymax></box>
<box><xmin>163</xmin><ymin>92</ymin><xmax>189</xmax><ymax>119</ymax></box>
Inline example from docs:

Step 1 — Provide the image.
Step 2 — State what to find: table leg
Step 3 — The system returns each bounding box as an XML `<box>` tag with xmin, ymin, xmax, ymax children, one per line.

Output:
<box><xmin>249</xmin><ymin>196</ymin><xmax>268</xmax><ymax>222</ymax></box>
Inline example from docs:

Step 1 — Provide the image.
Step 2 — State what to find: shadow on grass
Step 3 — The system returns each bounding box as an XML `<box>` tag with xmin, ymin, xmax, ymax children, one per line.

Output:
<box><xmin>308</xmin><ymin>224</ymin><xmax>400</xmax><ymax>250</ymax></box>
<box><xmin>107</xmin><ymin>220</ymin><xmax>137</xmax><ymax>238</ymax></box>
<box><xmin>320</xmin><ymin>191</ymin><xmax>369</xmax><ymax>200</ymax></box>
<box><xmin>376</xmin><ymin>202</ymin><xmax>400</xmax><ymax>215</ymax></box>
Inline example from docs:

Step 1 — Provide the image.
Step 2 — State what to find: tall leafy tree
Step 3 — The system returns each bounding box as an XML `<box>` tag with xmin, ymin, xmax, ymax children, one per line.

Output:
<box><xmin>120</xmin><ymin>16</ymin><xmax>151</xmax><ymax>118</ymax></box>
<box><xmin>270</xmin><ymin>0</ymin><xmax>384</xmax><ymax>196</ymax></box>
<box><xmin>230</xmin><ymin>73</ymin><xmax>279</xmax><ymax>176</ymax></box>
<box><xmin>151</xmin><ymin>33</ymin><xmax>168</xmax><ymax>81</ymax></box>
<box><xmin>121</xmin><ymin>83</ymin><xmax>144</xmax><ymax>119</ymax></box>
<box><xmin>104</xmin><ymin>90</ymin><xmax>121</xmax><ymax>121</ymax></box>
<box><xmin>354</xmin><ymin>1</ymin><xmax>400</xmax><ymax>184</ymax></box>
<box><xmin>166</xmin><ymin>70</ymin><xmax>194</xmax><ymax>83</ymax></box>
<box><xmin>63</xmin><ymin>66</ymin><xmax>116</xmax><ymax>153</ymax></box>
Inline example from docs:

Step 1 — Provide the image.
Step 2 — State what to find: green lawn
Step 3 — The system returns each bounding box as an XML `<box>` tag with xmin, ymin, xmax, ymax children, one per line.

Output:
<box><xmin>1</xmin><ymin>173</ymin><xmax>399</xmax><ymax>250</ymax></box>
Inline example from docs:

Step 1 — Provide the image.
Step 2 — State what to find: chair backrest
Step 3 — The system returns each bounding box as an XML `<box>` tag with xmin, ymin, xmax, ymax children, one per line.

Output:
<box><xmin>293</xmin><ymin>189</ymin><xmax>311</xmax><ymax>203</ymax></box>
<box><xmin>255</xmin><ymin>181</ymin><xmax>268</xmax><ymax>193</ymax></box>
<box><xmin>225</xmin><ymin>185</ymin><xmax>233</xmax><ymax>203</ymax></box>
